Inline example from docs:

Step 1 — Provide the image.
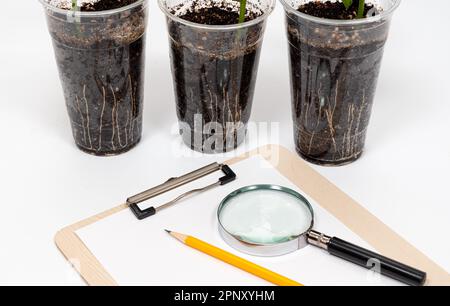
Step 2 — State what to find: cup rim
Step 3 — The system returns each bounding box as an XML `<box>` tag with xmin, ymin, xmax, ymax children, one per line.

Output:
<box><xmin>279</xmin><ymin>0</ymin><xmax>401</xmax><ymax>26</ymax></box>
<box><xmin>39</xmin><ymin>0</ymin><xmax>148</xmax><ymax>17</ymax></box>
<box><xmin>157</xmin><ymin>0</ymin><xmax>276</xmax><ymax>30</ymax></box>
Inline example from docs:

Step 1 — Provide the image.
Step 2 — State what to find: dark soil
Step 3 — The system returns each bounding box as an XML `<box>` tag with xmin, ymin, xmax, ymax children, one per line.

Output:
<box><xmin>178</xmin><ymin>6</ymin><xmax>260</xmax><ymax>25</ymax></box>
<box><xmin>168</xmin><ymin>3</ymin><xmax>265</xmax><ymax>153</ymax></box>
<box><xmin>46</xmin><ymin>2</ymin><xmax>147</xmax><ymax>155</ymax></box>
<box><xmin>81</xmin><ymin>0</ymin><xmax>138</xmax><ymax>12</ymax></box>
<box><xmin>54</xmin><ymin>37</ymin><xmax>145</xmax><ymax>155</ymax></box>
<box><xmin>298</xmin><ymin>1</ymin><xmax>378</xmax><ymax>20</ymax></box>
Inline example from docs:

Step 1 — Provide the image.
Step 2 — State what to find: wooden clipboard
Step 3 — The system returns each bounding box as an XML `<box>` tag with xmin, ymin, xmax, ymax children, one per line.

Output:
<box><xmin>55</xmin><ymin>144</ymin><xmax>450</xmax><ymax>286</ymax></box>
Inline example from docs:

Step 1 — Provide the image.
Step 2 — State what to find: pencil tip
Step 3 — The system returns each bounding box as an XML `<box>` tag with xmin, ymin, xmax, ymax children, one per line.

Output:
<box><xmin>165</xmin><ymin>229</ymin><xmax>171</xmax><ymax>234</ymax></box>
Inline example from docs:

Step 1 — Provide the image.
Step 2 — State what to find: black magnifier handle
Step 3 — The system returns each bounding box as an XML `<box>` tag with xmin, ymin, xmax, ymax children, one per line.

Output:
<box><xmin>307</xmin><ymin>230</ymin><xmax>427</xmax><ymax>286</ymax></box>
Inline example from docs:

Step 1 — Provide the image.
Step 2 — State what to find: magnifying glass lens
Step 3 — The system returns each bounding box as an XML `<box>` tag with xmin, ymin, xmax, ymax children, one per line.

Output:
<box><xmin>219</xmin><ymin>188</ymin><xmax>313</xmax><ymax>244</ymax></box>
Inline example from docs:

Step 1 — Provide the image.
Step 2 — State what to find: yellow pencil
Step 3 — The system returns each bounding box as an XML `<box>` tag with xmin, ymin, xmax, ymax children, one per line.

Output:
<box><xmin>166</xmin><ymin>230</ymin><xmax>303</xmax><ymax>287</ymax></box>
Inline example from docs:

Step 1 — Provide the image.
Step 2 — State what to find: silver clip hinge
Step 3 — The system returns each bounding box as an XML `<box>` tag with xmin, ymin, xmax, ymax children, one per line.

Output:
<box><xmin>127</xmin><ymin>163</ymin><xmax>222</xmax><ymax>206</ymax></box>
<box><xmin>126</xmin><ymin>163</ymin><xmax>236</xmax><ymax>220</ymax></box>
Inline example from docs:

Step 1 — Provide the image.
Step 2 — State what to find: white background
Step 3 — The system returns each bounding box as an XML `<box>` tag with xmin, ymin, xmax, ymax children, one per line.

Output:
<box><xmin>0</xmin><ymin>0</ymin><xmax>449</xmax><ymax>285</ymax></box>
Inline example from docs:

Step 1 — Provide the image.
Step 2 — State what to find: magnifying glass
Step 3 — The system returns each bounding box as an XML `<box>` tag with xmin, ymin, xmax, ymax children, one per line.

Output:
<box><xmin>217</xmin><ymin>185</ymin><xmax>427</xmax><ymax>286</ymax></box>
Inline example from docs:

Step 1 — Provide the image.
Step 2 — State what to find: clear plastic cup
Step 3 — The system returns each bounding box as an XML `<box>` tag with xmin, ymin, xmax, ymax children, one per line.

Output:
<box><xmin>159</xmin><ymin>0</ymin><xmax>276</xmax><ymax>153</ymax></box>
<box><xmin>40</xmin><ymin>0</ymin><xmax>149</xmax><ymax>156</ymax></box>
<box><xmin>280</xmin><ymin>0</ymin><xmax>401</xmax><ymax>166</ymax></box>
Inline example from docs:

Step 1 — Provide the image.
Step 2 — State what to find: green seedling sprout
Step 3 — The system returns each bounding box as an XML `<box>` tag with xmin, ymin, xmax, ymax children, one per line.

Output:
<box><xmin>71</xmin><ymin>0</ymin><xmax>81</xmax><ymax>29</ymax></box>
<box><xmin>342</xmin><ymin>0</ymin><xmax>366</xmax><ymax>19</ymax></box>
<box><xmin>357</xmin><ymin>0</ymin><xmax>366</xmax><ymax>18</ymax></box>
<box><xmin>72</xmin><ymin>0</ymin><xmax>81</xmax><ymax>12</ymax></box>
<box><xmin>238</xmin><ymin>0</ymin><xmax>247</xmax><ymax>23</ymax></box>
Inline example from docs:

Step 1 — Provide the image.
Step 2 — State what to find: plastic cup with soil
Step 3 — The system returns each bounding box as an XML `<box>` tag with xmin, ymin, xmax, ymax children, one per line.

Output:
<box><xmin>159</xmin><ymin>0</ymin><xmax>276</xmax><ymax>153</ymax></box>
<box><xmin>40</xmin><ymin>0</ymin><xmax>148</xmax><ymax>156</ymax></box>
<box><xmin>280</xmin><ymin>0</ymin><xmax>401</xmax><ymax>166</ymax></box>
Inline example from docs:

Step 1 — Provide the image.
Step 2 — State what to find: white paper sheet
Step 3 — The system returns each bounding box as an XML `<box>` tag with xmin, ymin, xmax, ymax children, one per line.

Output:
<box><xmin>76</xmin><ymin>156</ymin><xmax>400</xmax><ymax>286</ymax></box>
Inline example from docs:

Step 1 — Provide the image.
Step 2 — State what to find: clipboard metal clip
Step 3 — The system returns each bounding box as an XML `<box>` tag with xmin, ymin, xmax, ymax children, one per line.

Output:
<box><xmin>127</xmin><ymin>163</ymin><xmax>237</xmax><ymax>220</ymax></box>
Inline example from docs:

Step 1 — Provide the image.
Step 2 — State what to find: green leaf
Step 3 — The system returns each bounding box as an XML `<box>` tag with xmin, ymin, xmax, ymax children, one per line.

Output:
<box><xmin>342</xmin><ymin>0</ymin><xmax>353</xmax><ymax>10</ymax></box>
